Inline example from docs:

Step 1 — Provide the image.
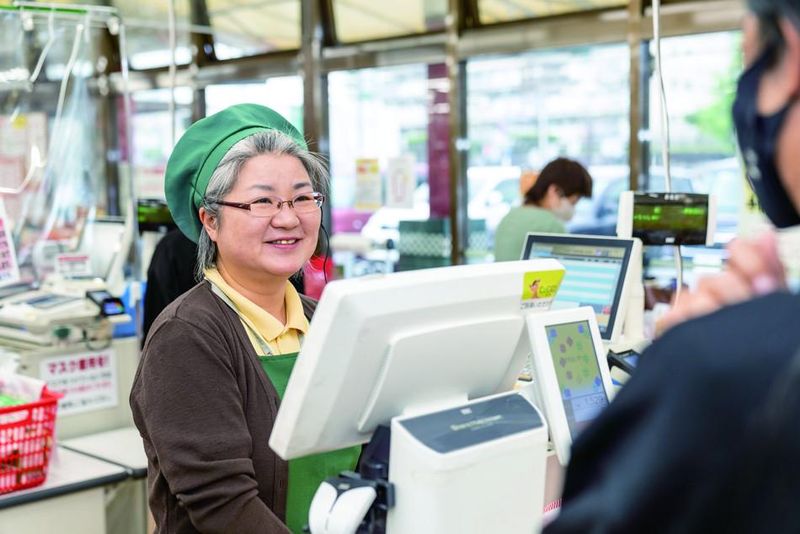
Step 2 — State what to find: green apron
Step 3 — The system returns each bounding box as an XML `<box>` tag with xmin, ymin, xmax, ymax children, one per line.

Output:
<box><xmin>209</xmin><ymin>282</ymin><xmax>360</xmax><ymax>533</ymax></box>
<box><xmin>260</xmin><ymin>355</ymin><xmax>361</xmax><ymax>534</ymax></box>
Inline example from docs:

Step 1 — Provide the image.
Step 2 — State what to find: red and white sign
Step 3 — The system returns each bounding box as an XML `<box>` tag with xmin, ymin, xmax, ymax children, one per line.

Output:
<box><xmin>55</xmin><ymin>253</ymin><xmax>92</xmax><ymax>277</ymax></box>
<box><xmin>39</xmin><ymin>350</ymin><xmax>118</xmax><ymax>416</ymax></box>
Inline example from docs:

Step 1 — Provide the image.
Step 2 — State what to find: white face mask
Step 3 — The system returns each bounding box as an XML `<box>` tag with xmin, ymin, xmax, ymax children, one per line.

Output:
<box><xmin>552</xmin><ymin>197</ymin><xmax>575</xmax><ymax>222</ymax></box>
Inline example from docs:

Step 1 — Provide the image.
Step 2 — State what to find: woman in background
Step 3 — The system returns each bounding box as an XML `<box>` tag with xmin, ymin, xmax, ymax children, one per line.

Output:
<box><xmin>493</xmin><ymin>157</ymin><xmax>593</xmax><ymax>261</ymax></box>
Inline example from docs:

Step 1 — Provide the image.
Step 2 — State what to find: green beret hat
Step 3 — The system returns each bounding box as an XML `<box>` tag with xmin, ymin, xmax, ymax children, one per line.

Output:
<box><xmin>164</xmin><ymin>103</ymin><xmax>306</xmax><ymax>242</ymax></box>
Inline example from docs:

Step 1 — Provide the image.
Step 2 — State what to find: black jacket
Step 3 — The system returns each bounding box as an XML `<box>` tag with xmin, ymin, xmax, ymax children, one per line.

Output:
<box><xmin>142</xmin><ymin>229</ymin><xmax>198</xmax><ymax>344</ymax></box>
<box><xmin>546</xmin><ymin>291</ymin><xmax>800</xmax><ymax>534</ymax></box>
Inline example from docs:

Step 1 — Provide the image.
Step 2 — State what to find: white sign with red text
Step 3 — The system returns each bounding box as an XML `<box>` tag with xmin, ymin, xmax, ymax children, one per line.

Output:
<box><xmin>39</xmin><ymin>350</ymin><xmax>118</xmax><ymax>416</ymax></box>
<box><xmin>55</xmin><ymin>253</ymin><xmax>92</xmax><ymax>277</ymax></box>
<box><xmin>386</xmin><ymin>155</ymin><xmax>415</xmax><ymax>209</ymax></box>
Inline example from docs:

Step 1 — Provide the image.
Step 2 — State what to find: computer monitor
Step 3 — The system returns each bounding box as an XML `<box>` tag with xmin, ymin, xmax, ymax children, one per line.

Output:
<box><xmin>137</xmin><ymin>198</ymin><xmax>177</xmax><ymax>233</ymax></box>
<box><xmin>520</xmin><ymin>233</ymin><xmax>635</xmax><ymax>343</ymax></box>
<box><xmin>616</xmin><ymin>191</ymin><xmax>716</xmax><ymax>246</ymax></box>
<box><xmin>526</xmin><ymin>306</ymin><xmax>613</xmax><ymax>465</ymax></box>
<box><xmin>269</xmin><ymin>259</ymin><xmax>566</xmax><ymax>460</ymax></box>
<box><xmin>77</xmin><ymin>218</ymin><xmax>127</xmax><ymax>279</ymax></box>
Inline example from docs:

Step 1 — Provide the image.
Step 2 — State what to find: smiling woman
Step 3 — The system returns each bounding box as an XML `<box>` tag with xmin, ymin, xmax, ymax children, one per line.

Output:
<box><xmin>130</xmin><ymin>104</ymin><xmax>359</xmax><ymax>534</ymax></box>
<box><xmin>196</xmin><ymin>133</ymin><xmax>328</xmax><ymax>315</ymax></box>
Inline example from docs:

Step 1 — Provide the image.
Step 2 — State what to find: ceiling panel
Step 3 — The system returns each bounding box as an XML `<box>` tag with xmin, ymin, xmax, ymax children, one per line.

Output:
<box><xmin>333</xmin><ymin>0</ymin><xmax>446</xmax><ymax>43</ymax></box>
<box><xmin>207</xmin><ymin>0</ymin><xmax>300</xmax><ymax>59</ymax></box>
<box><xmin>478</xmin><ymin>0</ymin><xmax>627</xmax><ymax>24</ymax></box>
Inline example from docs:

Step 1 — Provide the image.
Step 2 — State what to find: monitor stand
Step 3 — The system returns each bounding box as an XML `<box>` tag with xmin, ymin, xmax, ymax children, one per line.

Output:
<box><xmin>607</xmin><ymin>238</ymin><xmax>649</xmax><ymax>355</ymax></box>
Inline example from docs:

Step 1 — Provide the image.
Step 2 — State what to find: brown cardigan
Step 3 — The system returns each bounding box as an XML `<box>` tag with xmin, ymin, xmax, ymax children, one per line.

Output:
<box><xmin>130</xmin><ymin>280</ymin><xmax>317</xmax><ymax>533</ymax></box>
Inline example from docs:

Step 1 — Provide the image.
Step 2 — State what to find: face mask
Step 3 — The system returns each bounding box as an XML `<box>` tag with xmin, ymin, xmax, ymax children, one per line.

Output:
<box><xmin>732</xmin><ymin>49</ymin><xmax>800</xmax><ymax>228</ymax></box>
<box><xmin>552</xmin><ymin>197</ymin><xmax>575</xmax><ymax>222</ymax></box>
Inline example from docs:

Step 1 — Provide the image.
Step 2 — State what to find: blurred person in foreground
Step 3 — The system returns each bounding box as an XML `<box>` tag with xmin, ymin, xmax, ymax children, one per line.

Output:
<box><xmin>493</xmin><ymin>157</ymin><xmax>593</xmax><ymax>261</ymax></box>
<box><xmin>546</xmin><ymin>1</ymin><xmax>800</xmax><ymax>532</ymax></box>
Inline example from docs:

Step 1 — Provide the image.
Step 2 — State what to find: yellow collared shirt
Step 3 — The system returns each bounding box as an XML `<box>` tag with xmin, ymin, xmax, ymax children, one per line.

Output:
<box><xmin>204</xmin><ymin>268</ymin><xmax>309</xmax><ymax>355</ymax></box>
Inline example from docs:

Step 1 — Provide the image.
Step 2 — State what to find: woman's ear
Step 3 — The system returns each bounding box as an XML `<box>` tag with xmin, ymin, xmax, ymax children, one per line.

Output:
<box><xmin>198</xmin><ymin>207</ymin><xmax>218</xmax><ymax>242</ymax></box>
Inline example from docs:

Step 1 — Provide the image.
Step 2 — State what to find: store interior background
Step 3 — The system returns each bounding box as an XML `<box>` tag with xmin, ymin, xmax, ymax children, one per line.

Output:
<box><xmin>2</xmin><ymin>0</ymin><xmax>780</xmax><ymax>300</ymax></box>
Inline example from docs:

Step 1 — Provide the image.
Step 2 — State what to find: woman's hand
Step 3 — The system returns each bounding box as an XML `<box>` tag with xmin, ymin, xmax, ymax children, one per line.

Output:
<box><xmin>656</xmin><ymin>231</ymin><xmax>786</xmax><ymax>335</ymax></box>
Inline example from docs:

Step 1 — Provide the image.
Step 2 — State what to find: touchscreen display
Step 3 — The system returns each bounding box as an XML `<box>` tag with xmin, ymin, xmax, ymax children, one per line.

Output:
<box><xmin>102</xmin><ymin>299</ymin><xmax>126</xmax><ymax>316</ymax></box>
<box><xmin>88</xmin><ymin>290</ymin><xmax>126</xmax><ymax>316</ymax></box>
<box><xmin>526</xmin><ymin>242</ymin><xmax>627</xmax><ymax>338</ymax></box>
<box><xmin>546</xmin><ymin>320</ymin><xmax>609</xmax><ymax>438</ymax></box>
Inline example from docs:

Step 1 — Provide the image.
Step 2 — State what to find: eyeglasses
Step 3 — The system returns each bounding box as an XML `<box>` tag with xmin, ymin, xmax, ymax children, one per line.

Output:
<box><xmin>211</xmin><ymin>192</ymin><xmax>325</xmax><ymax>217</ymax></box>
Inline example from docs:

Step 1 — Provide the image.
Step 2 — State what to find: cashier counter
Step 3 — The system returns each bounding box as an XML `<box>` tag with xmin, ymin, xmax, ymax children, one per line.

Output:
<box><xmin>0</xmin><ymin>438</ymin><xmax>146</xmax><ymax>534</ymax></box>
<box><xmin>0</xmin><ymin>281</ymin><xmax>649</xmax><ymax>533</ymax></box>
<box><xmin>1</xmin><ymin>335</ymin><xmax>150</xmax><ymax>534</ymax></box>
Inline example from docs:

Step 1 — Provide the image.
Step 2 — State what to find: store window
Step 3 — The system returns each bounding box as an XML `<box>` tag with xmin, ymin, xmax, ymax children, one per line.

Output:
<box><xmin>466</xmin><ymin>43</ymin><xmax>630</xmax><ymax>258</ymax></box>
<box><xmin>647</xmin><ymin>31</ymin><xmax>744</xmax><ymax>245</ymax></box>
<box><xmin>206</xmin><ymin>0</ymin><xmax>300</xmax><ymax>59</ymax></box>
<box><xmin>637</xmin><ymin>31</ymin><xmax>744</xmax><ymax>285</ymax></box>
<box><xmin>0</xmin><ymin>6</ymin><xmax>133</xmax><ymax>279</ymax></box>
<box><xmin>113</xmin><ymin>0</ymin><xmax>193</xmax><ymax>70</ymax></box>
<box><xmin>478</xmin><ymin>0</ymin><xmax>627</xmax><ymax>24</ymax></box>
<box><xmin>131</xmin><ymin>88</ymin><xmax>194</xmax><ymax>199</ymax></box>
<box><xmin>329</xmin><ymin>64</ymin><xmax>451</xmax><ymax>277</ymax></box>
<box><xmin>205</xmin><ymin>77</ymin><xmax>303</xmax><ymax>130</ymax></box>
<box><xmin>332</xmin><ymin>0</ymin><xmax>446</xmax><ymax>43</ymax></box>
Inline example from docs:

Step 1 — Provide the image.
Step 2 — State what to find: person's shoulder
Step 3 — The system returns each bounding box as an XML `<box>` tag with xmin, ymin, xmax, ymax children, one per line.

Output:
<box><xmin>512</xmin><ymin>205</ymin><xmax>563</xmax><ymax>224</ymax></box>
<box><xmin>496</xmin><ymin>206</ymin><xmax>523</xmax><ymax>226</ymax></box>
<box><xmin>663</xmin><ymin>291</ymin><xmax>800</xmax><ymax>342</ymax></box>
<box><xmin>647</xmin><ymin>291</ymin><xmax>800</xmax><ymax>375</ymax></box>
<box><xmin>142</xmin><ymin>280</ymin><xmax>247</xmax><ymax>362</ymax></box>
<box><xmin>500</xmin><ymin>206</ymin><xmax>550</xmax><ymax>224</ymax></box>
<box><xmin>149</xmin><ymin>281</ymin><xmax>230</xmax><ymax>332</ymax></box>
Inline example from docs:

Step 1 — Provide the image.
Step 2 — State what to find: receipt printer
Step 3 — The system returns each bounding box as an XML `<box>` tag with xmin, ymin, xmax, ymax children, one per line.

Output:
<box><xmin>388</xmin><ymin>391</ymin><xmax>548</xmax><ymax>534</ymax></box>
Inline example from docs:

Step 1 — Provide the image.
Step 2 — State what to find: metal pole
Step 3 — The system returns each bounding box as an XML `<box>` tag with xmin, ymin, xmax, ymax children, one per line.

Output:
<box><xmin>446</xmin><ymin>0</ymin><xmax>465</xmax><ymax>266</ymax></box>
<box><xmin>301</xmin><ymin>0</ymin><xmax>331</xmax><ymax>230</ymax></box>
<box><xmin>627</xmin><ymin>0</ymin><xmax>644</xmax><ymax>192</ymax></box>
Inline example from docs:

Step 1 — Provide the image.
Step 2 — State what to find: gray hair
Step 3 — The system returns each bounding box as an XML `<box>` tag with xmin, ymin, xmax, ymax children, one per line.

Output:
<box><xmin>195</xmin><ymin>130</ymin><xmax>330</xmax><ymax>280</ymax></box>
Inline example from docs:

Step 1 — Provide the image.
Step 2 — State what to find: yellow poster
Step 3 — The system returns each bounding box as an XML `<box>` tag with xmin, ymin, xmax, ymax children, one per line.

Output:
<box><xmin>355</xmin><ymin>158</ymin><xmax>382</xmax><ymax>211</ymax></box>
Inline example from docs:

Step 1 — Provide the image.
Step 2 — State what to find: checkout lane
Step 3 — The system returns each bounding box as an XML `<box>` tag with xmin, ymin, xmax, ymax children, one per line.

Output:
<box><xmin>0</xmin><ymin>278</ymin><xmax>150</xmax><ymax>533</ymax></box>
<box><xmin>0</xmin><ymin>447</ymin><xmax>128</xmax><ymax>534</ymax></box>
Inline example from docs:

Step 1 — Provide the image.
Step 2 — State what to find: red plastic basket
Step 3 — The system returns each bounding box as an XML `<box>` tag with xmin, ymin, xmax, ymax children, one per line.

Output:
<box><xmin>0</xmin><ymin>388</ymin><xmax>60</xmax><ymax>494</ymax></box>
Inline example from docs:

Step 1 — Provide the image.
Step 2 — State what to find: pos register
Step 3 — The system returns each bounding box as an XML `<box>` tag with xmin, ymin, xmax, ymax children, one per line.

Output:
<box><xmin>270</xmin><ymin>260</ymin><xmax>566</xmax><ymax>534</ymax></box>
<box><xmin>526</xmin><ymin>306</ymin><xmax>615</xmax><ymax>465</ymax></box>
<box><xmin>521</xmin><ymin>233</ymin><xmax>643</xmax><ymax>346</ymax></box>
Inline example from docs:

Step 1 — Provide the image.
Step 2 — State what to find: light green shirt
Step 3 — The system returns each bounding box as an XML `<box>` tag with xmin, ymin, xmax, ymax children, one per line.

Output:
<box><xmin>493</xmin><ymin>206</ymin><xmax>566</xmax><ymax>261</ymax></box>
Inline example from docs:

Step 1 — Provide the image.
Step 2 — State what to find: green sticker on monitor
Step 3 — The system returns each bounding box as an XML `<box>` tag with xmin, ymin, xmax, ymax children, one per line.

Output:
<box><xmin>521</xmin><ymin>269</ymin><xmax>565</xmax><ymax>311</ymax></box>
